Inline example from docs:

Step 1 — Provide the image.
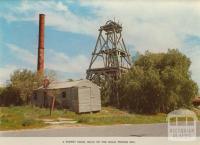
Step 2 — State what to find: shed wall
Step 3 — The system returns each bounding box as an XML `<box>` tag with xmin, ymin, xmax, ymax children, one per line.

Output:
<box><xmin>31</xmin><ymin>80</ymin><xmax>101</xmax><ymax>113</ymax></box>
<box><xmin>77</xmin><ymin>82</ymin><xmax>101</xmax><ymax>113</ymax></box>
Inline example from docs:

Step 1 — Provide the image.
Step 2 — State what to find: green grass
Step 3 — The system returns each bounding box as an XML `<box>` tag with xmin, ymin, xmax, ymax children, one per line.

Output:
<box><xmin>2</xmin><ymin>105</ymin><xmax>200</xmax><ymax>131</ymax></box>
<box><xmin>0</xmin><ymin>105</ymin><xmax>170</xmax><ymax>130</ymax></box>
<box><xmin>0</xmin><ymin>106</ymin><xmax>45</xmax><ymax>130</ymax></box>
<box><xmin>75</xmin><ymin>108</ymin><xmax>167</xmax><ymax>125</ymax></box>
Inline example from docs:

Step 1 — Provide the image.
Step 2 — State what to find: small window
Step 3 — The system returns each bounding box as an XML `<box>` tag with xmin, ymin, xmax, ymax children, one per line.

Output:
<box><xmin>62</xmin><ymin>92</ymin><xmax>66</xmax><ymax>98</ymax></box>
<box><xmin>33</xmin><ymin>92</ymin><xmax>37</xmax><ymax>100</ymax></box>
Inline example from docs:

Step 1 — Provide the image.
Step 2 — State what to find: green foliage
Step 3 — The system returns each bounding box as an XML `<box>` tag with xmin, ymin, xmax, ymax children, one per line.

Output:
<box><xmin>100</xmin><ymin>81</ymin><xmax>111</xmax><ymax>106</ymax></box>
<box><xmin>9</xmin><ymin>69</ymin><xmax>44</xmax><ymax>104</ymax></box>
<box><xmin>10</xmin><ymin>69</ymin><xmax>37</xmax><ymax>103</ymax></box>
<box><xmin>0</xmin><ymin>69</ymin><xmax>57</xmax><ymax>106</ymax></box>
<box><xmin>76</xmin><ymin>107</ymin><xmax>166</xmax><ymax>125</ymax></box>
<box><xmin>118</xmin><ymin>49</ymin><xmax>199</xmax><ymax>114</ymax></box>
<box><xmin>0</xmin><ymin>106</ymin><xmax>45</xmax><ymax>130</ymax></box>
<box><xmin>0</xmin><ymin>86</ymin><xmax>22</xmax><ymax>106</ymax></box>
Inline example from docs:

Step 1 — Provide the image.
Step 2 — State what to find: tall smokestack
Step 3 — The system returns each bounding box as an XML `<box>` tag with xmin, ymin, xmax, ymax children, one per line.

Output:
<box><xmin>37</xmin><ymin>14</ymin><xmax>45</xmax><ymax>74</ymax></box>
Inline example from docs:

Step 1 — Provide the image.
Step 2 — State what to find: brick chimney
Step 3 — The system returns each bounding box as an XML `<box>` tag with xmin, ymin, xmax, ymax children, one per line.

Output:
<box><xmin>37</xmin><ymin>14</ymin><xmax>45</xmax><ymax>74</ymax></box>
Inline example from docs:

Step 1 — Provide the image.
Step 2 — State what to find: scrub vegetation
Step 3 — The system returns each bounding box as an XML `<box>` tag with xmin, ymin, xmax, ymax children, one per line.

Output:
<box><xmin>0</xmin><ymin>106</ymin><xmax>167</xmax><ymax>130</ymax></box>
<box><xmin>1</xmin><ymin>106</ymin><xmax>200</xmax><ymax>130</ymax></box>
<box><xmin>117</xmin><ymin>49</ymin><xmax>198</xmax><ymax>113</ymax></box>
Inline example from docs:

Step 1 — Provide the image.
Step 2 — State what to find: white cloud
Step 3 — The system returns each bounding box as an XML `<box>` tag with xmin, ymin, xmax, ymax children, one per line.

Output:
<box><xmin>81</xmin><ymin>0</ymin><xmax>200</xmax><ymax>86</ymax></box>
<box><xmin>0</xmin><ymin>44</ymin><xmax>37</xmax><ymax>83</ymax></box>
<box><xmin>0</xmin><ymin>65</ymin><xmax>18</xmax><ymax>83</ymax></box>
<box><xmin>0</xmin><ymin>1</ymin><xmax>98</xmax><ymax>36</ymax></box>
<box><xmin>2</xmin><ymin>1</ymin><xmax>200</xmax><ymax>51</ymax></box>
<box><xmin>46</xmin><ymin>49</ymin><xmax>89</xmax><ymax>73</ymax></box>
<box><xmin>6</xmin><ymin>43</ymin><xmax>36</xmax><ymax>65</ymax></box>
<box><xmin>4</xmin><ymin>43</ymin><xmax>90</xmax><ymax>81</ymax></box>
<box><xmin>1</xmin><ymin>1</ymin><xmax>200</xmax><ymax>86</ymax></box>
<box><xmin>56</xmin><ymin>1</ymin><xmax>68</xmax><ymax>11</ymax></box>
<box><xmin>80</xmin><ymin>1</ymin><xmax>200</xmax><ymax>52</ymax></box>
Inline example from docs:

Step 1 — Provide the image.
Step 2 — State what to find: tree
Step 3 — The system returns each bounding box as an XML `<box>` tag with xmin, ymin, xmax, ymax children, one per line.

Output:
<box><xmin>0</xmin><ymin>69</ymin><xmax>57</xmax><ymax>106</ymax></box>
<box><xmin>9</xmin><ymin>69</ymin><xmax>40</xmax><ymax>104</ymax></box>
<box><xmin>7</xmin><ymin>69</ymin><xmax>56</xmax><ymax>105</ymax></box>
<box><xmin>100</xmin><ymin>80</ymin><xmax>111</xmax><ymax>106</ymax></box>
<box><xmin>0</xmin><ymin>86</ymin><xmax>22</xmax><ymax>106</ymax></box>
<box><xmin>118</xmin><ymin>49</ymin><xmax>199</xmax><ymax>114</ymax></box>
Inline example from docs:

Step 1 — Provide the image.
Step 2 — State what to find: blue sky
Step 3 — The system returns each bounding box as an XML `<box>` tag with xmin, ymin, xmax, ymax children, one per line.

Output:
<box><xmin>0</xmin><ymin>0</ymin><xmax>200</xmax><ymax>89</ymax></box>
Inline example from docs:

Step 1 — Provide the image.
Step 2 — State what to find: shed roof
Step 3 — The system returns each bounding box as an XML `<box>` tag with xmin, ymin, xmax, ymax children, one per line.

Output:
<box><xmin>36</xmin><ymin>79</ymin><xmax>98</xmax><ymax>90</ymax></box>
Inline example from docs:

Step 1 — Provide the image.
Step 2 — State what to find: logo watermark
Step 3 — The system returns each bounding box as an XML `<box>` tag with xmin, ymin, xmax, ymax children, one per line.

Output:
<box><xmin>167</xmin><ymin>109</ymin><xmax>197</xmax><ymax>141</ymax></box>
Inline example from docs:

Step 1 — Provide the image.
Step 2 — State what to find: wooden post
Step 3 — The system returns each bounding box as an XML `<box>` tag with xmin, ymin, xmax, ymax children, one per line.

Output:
<box><xmin>50</xmin><ymin>96</ymin><xmax>56</xmax><ymax>116</ymax></box>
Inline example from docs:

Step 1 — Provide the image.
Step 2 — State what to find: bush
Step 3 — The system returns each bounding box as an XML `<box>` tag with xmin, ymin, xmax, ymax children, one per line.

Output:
<box><xmin>0</xmin><ymin>69</ymin><xmax>57</xmax><ymax>106</ymax></box>
<box><xmin>118</xmin><ymin>49</ymin><xmax>198</xmax><ymax>114</ymax></box>
<box><xmin>0</xmin><ymin>86</ymin><xmax>22</xmax><ymax>106</ymax></box>
<box><xmin>21</xmin><ymin>119</ymin><xmax>34</xmax><ymax>127</ymax></box>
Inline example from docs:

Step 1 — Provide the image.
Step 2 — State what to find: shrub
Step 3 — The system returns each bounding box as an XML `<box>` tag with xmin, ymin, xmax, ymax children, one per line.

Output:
<box><xmin>118</xmin><ymin>49</ymin><xmax>198</xmax><ymax>114</ymax></box>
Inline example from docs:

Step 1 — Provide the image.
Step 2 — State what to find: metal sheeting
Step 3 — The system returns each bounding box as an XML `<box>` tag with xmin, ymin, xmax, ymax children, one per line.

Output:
<box><xmin>32</xmin><ymin>80</ymin><xmax>101</xmax><ymax>113</ymax></box>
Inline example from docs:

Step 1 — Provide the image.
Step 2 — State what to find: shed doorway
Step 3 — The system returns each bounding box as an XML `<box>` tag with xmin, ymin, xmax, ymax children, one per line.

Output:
<box><xmin>78</xmin><ymin>87</ymin><xmax>92</xmax><ymax>112</ymax></box>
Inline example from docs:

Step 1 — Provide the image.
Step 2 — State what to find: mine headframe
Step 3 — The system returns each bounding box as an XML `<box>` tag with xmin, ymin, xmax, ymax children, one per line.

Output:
<box><xmin>86</xmin><ymin>20</ymin><xmax>132</xmax><ymax>106</ymax></box>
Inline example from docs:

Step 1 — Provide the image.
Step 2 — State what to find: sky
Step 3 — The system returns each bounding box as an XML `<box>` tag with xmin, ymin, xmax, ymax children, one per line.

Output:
<box><xmin>0</xmin><ymin>0</ymin><xmax>200</xmax><ymax>88</ymax></box>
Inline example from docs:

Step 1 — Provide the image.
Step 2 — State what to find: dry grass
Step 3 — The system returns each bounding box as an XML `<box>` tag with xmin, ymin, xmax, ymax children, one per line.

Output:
<box><xmin>1</xmin><ymin>106</ymin><xmax>199</xmax><ymax>130</ymax></box>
